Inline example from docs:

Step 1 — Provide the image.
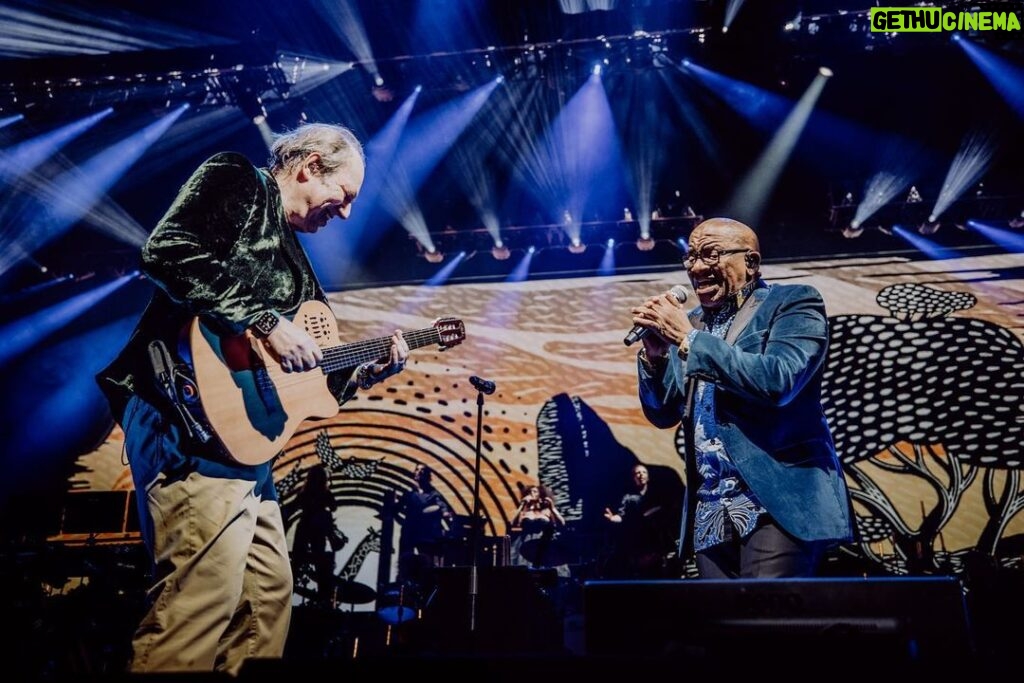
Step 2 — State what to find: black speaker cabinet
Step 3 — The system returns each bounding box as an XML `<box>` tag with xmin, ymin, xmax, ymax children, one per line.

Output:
<box><xmin>416</xmin><ymin>566</ymin><xmax>564</xmax><ymax>656</ymax></box>
<box><xmin>584</xmin><ymin>576</ymin><xmax>973</xmax><ymax>664</ymax></box>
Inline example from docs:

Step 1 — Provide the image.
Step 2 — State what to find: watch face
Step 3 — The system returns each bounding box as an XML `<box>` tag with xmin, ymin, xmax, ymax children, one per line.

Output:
<box><xmin>254</xmin><ymin>312</ymin><xmax>278</xmax><ymax>336</ymax></box>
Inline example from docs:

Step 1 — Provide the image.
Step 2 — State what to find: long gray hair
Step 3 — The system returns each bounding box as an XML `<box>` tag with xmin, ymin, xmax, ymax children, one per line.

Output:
<box><xmin>268</xmin><ymin>122</ymin><xmax>364</xmax><ymax>176</ymax></box>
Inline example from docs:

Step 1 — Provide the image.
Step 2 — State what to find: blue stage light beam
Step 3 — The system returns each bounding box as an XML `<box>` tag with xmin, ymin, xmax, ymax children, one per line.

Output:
<box><xmin>723</xmin><ymin>0</ymin><xmax>749</xmax><ymax>32</ymax></box>
<box><xmin>955</xmin><ymin>35</ymin><xmax>1024</xmax><ymax>118</ymax></box>
<box><xmin>0</xmin><ymin>313</ymin><xmax>142</xmax><ymax>499</ymax></box>
<box><xmin>929</xmin><ymin>129</ymin><xmax>996</xmax><ymax>223</ymax></box>
<box><xmin>116</xmin><ymin>107</ymin><xmax>250</xmax><ymax>191</ymax></box>
<box><xmin>278</xmin><ymin>53</ymin><xmax>357</xmax><ymax>99</ymax></box>
<box><xmin>598</xmin><ymin>239</ymin><xmax>616</xmax><ymax>276</ymax></box>
<box><xmin>378</xmin><ymin>80</ymin><xmax>501</xmax><ymax>254</ymax></box>
<box><xmin>0</xmin><ymin>114</ymin><xmax>24</xmax><ymax>129</ymax></box>
<box><xmin>680</xmin><ymin>60</ymin><xmax>792</xmax><ymax>133</ymax></box>
<box><xmin>0</xmin><ymin>109</ymin><xmax>113</xmax><ymax>184</ymax></box>
<box><xmin>513</xmin><ymin>72</ymin><xmax>624</xmax><ymax>244</ymax></box>
<box><xmin>678</xmin><ymin>59</ymin><xmax>935</xmax><ymax>188</ymax></box>
<box><xmin>0</xmin><ymin>105</ymin><xmax>188</xmax><ymax>274</ymax></box>
<box><xmin>852</xmin><ymin>170</ymin><xmax>915</xmax><ymax>229</ymax></box>
<box><xmin>425</xmin><ymin>251</ymin><xmax>467</xmax><ymax>287</ymax></box>
<box><xmin>0</xmin><ymin>271</ymin><xmax>137</xmax><ymax>368</ymax></box>
<box><xmin>445</xmin><ymin>105</ymin><xmax>505</xmax><ymax>250</ymax></box>
<box><xmin>726</xmin><ymin>67</ymin><xmax>833</xmax><ymax>226</ymax></box>
<box><xmin>613</xmin><ymin>70</ymin><xmax>674</xmax><ymax>240</ymax></box>
<box><xmin>893</xmin><ymin>225</ymin><xmax>962</xmax><ymax>261</ymax></box>
<box><xmin>967</xmin><ymin>219</ymin><xmax>1024</xmax><ymax>252</ymax></box>
<box><xmin>0</xmin><ymin>2</ymin><xmax>220</xmax><ymax>58</ymax></box>
<box><xmin>310</xmin><ymin>0</ymin><xmax>382</xmax><ymax>87</ymax></box>
<box><xmin>300</xmin><ymin>88</ymin><xmax>420</xmax><ymax>286</ymax></box>
<box><xmin>507</xmin><ymin>246</ymin><xmax>535</xmax><ymax>283</ymax></box>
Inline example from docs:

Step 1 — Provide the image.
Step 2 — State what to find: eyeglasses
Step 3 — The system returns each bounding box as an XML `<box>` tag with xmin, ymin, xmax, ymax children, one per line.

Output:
<box><xmin>682</xmin><ymin>247</ymin><xmax>749</xmax><ymax>270</ymax></box>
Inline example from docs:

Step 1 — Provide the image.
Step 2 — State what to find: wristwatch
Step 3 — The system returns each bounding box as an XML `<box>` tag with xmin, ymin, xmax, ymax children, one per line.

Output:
<box><xmin>250</xmin><ymin>310</ymin><xmax>280</xmax><ymax>338</ymax></box>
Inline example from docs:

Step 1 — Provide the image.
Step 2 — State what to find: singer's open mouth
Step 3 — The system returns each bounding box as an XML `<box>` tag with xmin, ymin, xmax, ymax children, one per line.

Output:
<box><xmin>693</xmin><ymin>277</ymin><xmax>719</xmax><ymax>293</ymax></box>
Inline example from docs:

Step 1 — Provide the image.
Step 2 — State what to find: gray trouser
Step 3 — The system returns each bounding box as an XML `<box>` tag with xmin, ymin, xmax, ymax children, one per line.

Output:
<box><xmin>123</xmin><ymin>396</ymin><xmax>292</xmax><ymax>676</ymax></box>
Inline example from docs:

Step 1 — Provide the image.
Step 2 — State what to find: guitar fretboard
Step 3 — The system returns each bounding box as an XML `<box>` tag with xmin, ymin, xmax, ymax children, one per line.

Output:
<box><xmin>319</xmin><ymin>327</ymin><xmax>442</xmax><ymax>373</ymax></box>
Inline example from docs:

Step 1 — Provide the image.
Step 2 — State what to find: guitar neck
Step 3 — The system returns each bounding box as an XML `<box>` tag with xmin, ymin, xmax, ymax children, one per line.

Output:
<box><xmin>320</xmin><ymin>327</ymin><xmax>441</xmax><ymax>373</ymax></box>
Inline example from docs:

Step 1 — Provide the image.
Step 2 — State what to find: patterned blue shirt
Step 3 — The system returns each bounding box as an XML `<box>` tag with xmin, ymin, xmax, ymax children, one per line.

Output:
<box><xmin>691</xmin><ymin>282</ymin><xmax>768</xmax><ymax>552</ymax></box>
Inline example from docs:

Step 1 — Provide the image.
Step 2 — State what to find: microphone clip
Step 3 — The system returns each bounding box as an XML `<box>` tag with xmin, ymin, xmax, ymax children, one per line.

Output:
<box><xmin>469</xmin><ymin>375</ymin><xmax>496</xmax><ymax>395</ymax></box>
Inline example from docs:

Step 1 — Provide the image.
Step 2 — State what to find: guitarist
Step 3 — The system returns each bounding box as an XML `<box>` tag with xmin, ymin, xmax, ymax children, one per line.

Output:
<box><xmin>95</xmin><ymin>123</ymin><xmax>409</xmax><ymax>676</ymax></box>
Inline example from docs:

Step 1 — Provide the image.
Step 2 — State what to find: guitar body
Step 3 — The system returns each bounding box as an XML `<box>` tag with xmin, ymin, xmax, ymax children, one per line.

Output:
<box><xmin>187</xmin><ymin>300</ymin><xmax>466</xmax><ymax>466</ymax></box>
<box><xmin>190</xmin><ymin>300</ymin><xmax>343</xmax><ymax>466</ymax></box>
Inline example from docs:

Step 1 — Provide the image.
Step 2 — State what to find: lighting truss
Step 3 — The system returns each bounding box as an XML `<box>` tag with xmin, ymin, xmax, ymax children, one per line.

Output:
<box><xmin>0</xmin><ymin>43</ymin><xmax>292</xmax><ymax>118</ymax></box>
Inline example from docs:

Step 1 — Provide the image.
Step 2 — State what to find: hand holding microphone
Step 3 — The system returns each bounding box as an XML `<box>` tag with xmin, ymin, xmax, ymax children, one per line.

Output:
<box><xmin>624</xmin><ymin>284</ymin><xmax>689</xmax><ymax>346</ymax></box>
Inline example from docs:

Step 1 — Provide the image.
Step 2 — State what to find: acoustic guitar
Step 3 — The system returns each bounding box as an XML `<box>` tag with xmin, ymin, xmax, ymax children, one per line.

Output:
<box><xmin>186</xmin><ymin>299</ymin><xmax>465</xmax><ymax>465</ymax></box>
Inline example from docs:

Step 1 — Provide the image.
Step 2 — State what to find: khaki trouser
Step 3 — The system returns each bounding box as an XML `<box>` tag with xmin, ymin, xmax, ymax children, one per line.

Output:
<box><xmin>124</xmin><ymin>397</ymin><xmax>292</xmax><ymax>676</ymax></box>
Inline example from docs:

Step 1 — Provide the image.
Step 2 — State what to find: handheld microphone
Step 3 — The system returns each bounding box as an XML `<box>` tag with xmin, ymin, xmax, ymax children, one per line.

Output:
<box><xmin>623</xmin><ymin>285</ymin><xmax>689</xmax><ymax>346</ymax></box>
<box><xmin>469</xmin><ymin>375</ymin><xmax>496</xmax><ymax>395</ymax></box>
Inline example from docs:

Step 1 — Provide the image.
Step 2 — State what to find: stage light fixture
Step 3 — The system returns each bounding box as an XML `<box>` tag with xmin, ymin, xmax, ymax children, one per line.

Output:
<box><xmin>491</xmin><ymin>244</ymin><xmax>511</xmax><ymax>260</ymax></box>
<box><xmin>568</xmin><ymin>239</ymin><xmax>587</xmax><ymax>255</ymax></box>
<box><xmin>842</xmin><ymin>225</ymin><xmax>864</xmax><ymax>239</ymax></box>
<box><xmin>424</xmin><ymin>249</ymin><xmax>444</xmax><ymax>264</ymax></box>
<box><xmin>819</xmin><ymin>66</ymin><xmax>833</xmax><ymax>78</ymax></box>
<box><xmin>919</xmin><ymin>222</ymin><xmax>940</xmax><ymax>235</ymax></box>
<box><xmin>636</xmin><ymin>236</ymin><xmax>655</xmax><ymax>251</ymax></box>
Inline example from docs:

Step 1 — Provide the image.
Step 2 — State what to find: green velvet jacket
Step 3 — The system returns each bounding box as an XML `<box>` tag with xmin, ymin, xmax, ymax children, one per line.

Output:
<box><xmin>96</xmin><ymin>152</ymin><xmax>333</xmax><ymax>425</ymax></box>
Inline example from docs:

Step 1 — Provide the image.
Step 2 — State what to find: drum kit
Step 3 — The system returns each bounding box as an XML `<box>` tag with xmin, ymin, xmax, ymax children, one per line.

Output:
<box><xmin>293</xmin><ymin>575</ymin><xmax>425</xmax><ymax>626</ymax></box>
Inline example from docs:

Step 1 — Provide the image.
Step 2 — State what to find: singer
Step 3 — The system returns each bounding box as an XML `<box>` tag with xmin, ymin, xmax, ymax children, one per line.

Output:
<box><xmin>94</xmin><ymin>123</ymin><xmax>410</xmax><ymax>676</ymax></box>
<box><xmin>631</xmin><ymin>217</ymin><xmax>853</xmax><ymax>580</ymax></box>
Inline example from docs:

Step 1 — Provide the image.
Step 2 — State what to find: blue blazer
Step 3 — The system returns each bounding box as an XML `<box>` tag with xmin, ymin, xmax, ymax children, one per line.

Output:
<box><xmin>638</xmin><ymin>283</ymin><xmax>854</xmax><ymax>557</ymax></box>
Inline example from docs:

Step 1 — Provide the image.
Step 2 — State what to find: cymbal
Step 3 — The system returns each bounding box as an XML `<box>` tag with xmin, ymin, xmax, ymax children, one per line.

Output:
<box><xmin>377</xmin><ymin>583</ymin><xmax>420</xmax><ymax>624</ymax></box>
<box><xmin>333</xmin><ymin>579</ymin><xmax>376</xmax><ymax>604</ymax></box>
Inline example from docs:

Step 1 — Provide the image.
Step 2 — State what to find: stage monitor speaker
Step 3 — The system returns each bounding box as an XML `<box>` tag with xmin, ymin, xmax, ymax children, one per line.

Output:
<box><xmin>584</xmin><ymin>576</ymin><xmax>973</xmax><ymax>664</ymax></box>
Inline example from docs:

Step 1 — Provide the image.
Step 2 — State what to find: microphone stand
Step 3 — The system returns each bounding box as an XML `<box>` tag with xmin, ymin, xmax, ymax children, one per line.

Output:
<box><xmin>468</xmin><ymin>386</ymin><xmax>485</xmax><ymax>635</ymax></box>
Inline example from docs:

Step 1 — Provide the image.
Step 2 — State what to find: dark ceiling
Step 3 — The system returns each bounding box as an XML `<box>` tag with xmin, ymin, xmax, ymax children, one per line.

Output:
<box><xmin>1</xmin><ymin>0</ymin><xmax>1023</xmax><ymax>297</ymax></box>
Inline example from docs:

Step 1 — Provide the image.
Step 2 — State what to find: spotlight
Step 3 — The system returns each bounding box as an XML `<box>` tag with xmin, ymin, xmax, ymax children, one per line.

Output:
<box><xmin>374</xmin><ymin>75</ymin><xmax>385</xmax><ymax>87</ymax></box>
<box><xmin>919</xmin><ymin>222</ymin><xmax>940</xmax><ymax>235</ymax></box>
<box><xmin>842</xmin><ymin>225</ymin><xmax>864</xmax><ymax>239</ymax></box>
<box><xmin>491</xmin><ymin>244</ymin><xmax>511</xmax><ymax>261</ymax></box>
<box><xmin>878</xmin><ymin>225</ymin><xmax>894</xmax><ymax>236</ymax></box>
<box><xmin>818</xmin><ymin>66</ymin><xmax>833</xmax><ymax>78</ymax></box>
<box><xmin>424</xmin><ymin>249</ymin><xmax>444</xmax><ymax>264</ymax></box>
<box><xmin>568</xmin><ymin>239</ymin><xmax>586</xmax><ymax>255</ymax></box>
<box><xmin>906</xmin><ymin>186</ymin><xmax>922</xmax><ymax>203</ymax></box>
<box><xmin>636</xmin><ymin>236</ymin><xmax>655</xmax><ymax>251</ymax></box>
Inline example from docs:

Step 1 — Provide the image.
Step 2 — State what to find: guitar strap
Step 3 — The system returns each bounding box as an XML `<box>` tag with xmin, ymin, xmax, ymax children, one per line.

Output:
<box><xmin>148</xmin><ymin>340</ymin><xmax>212</xmax><ymax>444</ymax></box>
